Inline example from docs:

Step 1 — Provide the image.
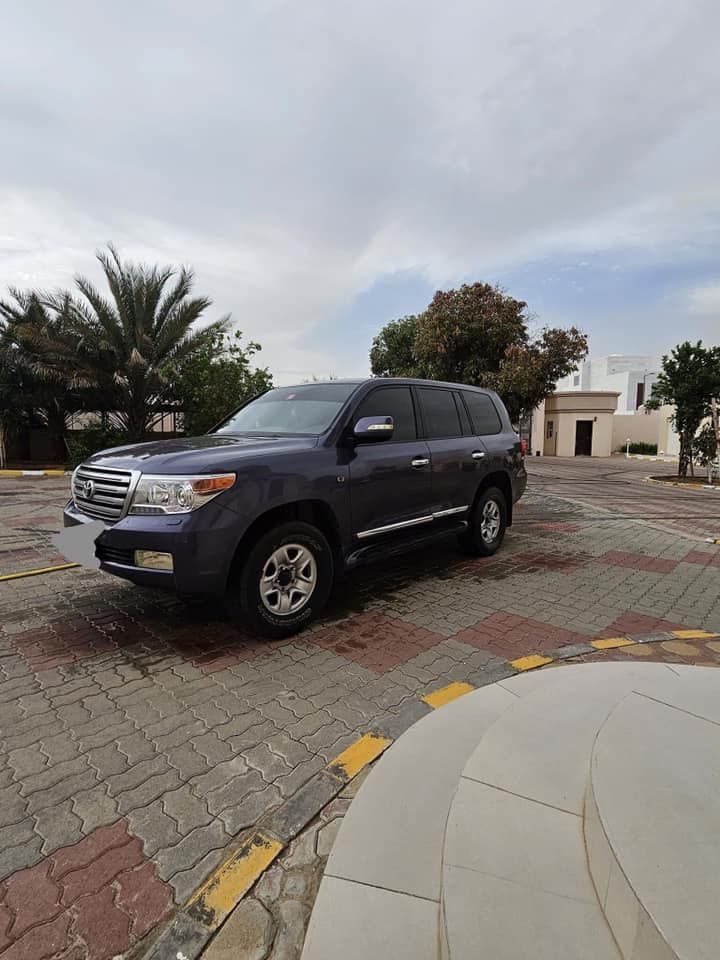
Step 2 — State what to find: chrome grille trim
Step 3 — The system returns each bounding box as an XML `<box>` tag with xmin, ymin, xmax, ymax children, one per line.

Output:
<box><xmin>72</xmin><ymin>464</ymin><xmax>139</xmax><ymax>522</ymax></box>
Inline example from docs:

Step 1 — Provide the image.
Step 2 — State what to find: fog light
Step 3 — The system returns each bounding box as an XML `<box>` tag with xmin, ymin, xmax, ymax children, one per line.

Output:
<box><xmin>134</xmin><ymin>550</ymin><xmax>174</xmax><ymax>571</ymax></box>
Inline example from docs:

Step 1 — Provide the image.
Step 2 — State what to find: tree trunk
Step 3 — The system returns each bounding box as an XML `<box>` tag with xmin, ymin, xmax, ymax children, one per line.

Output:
<box><xmin>678</xmin><ymin>432</ymin><xmax>690</xmax><ymax>477</ymax></box>
<box><xmin>0</xmin><ymin>423</ymin><xmax>6</xmax><ymax>470</ymax></box>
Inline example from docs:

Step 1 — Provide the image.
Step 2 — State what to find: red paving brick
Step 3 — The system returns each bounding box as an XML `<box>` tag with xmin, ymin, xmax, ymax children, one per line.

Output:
<box><xmin>71</xmin><ymin>887</ymin><xmax>131</xmax><ymax>960</ymax></box>
<box><xmin>0</xmin><ymin>913</ymin><xmax>71</xmax><ymax>960</ymax></box>
<box><xmin>683</xmin><ymin>549</ymin><xmax>720</xmax><ymax>568</ymax></box>
<box><xmin>3</xmin><ymin>861</ymin><xmax>62</xmax><ymax>938</ymax></box>
<box><xmin>452</xmin><ymin>612</ymin><xmax>591</xmax><ymax>659</ymax></box>
<box><xmin>308</xmin><ymin>612</ymin><xmax>444</xmax><ymax>673</ymax></box>
<box><xmin>59</xmin><ymin>840</ymin><xmax>144</xmax><ymax>907</ymax></box>
<box><xmin>598</xmin><ymin>551</ymin><xmax>679</xmax><ymax>574</ymax></box>
<box><xmin>1</xmin><ymin>821</ymin><xmax>174</xmax><ymax>959</ymax></box>
<box><xmin>50</xmin><ymin>822</ymin><xmax>130</xmax><ymax>880</ymax></box>
<box><xmin>599</xmin><ymin>612</ymin><xmax>688</xmax><ymax>637</ymax></box>
<box><xmin>114</xmin><ymin>861</ymin><xmax>172</xmax><ymax>939</ymax></box>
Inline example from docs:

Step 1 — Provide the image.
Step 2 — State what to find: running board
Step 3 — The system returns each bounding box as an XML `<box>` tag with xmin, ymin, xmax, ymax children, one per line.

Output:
<box><xmin>345</xmin><ymin>519</ymin><xmax>468</xmax><ymax>569</ymax></box>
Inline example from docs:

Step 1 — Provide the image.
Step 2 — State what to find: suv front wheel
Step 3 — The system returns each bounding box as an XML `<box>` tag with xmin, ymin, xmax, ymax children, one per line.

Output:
<box><xmin>459</xmin><ymin>487</ymin><xmax>508</xmax><ymax>557</ymax></box>
<box><xmin>227</xmin><ymin>521</ymin><xmax>334</xmax><ymax>638</ymax></box>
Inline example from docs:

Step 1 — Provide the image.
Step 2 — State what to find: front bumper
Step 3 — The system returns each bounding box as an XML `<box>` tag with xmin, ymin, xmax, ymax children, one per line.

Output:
<box><xmin>62</xmin><ymin>499</ymin><xmax>242</xmax><ymax>595</ymax></box>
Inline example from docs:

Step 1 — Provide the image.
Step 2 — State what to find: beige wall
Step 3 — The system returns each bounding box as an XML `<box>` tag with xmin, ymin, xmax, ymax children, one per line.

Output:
<box><xmin>611</xmin><ymin>411</ymin><xmax>660</xmax><ymax>451</ymax></box>
<box><xmin>542</xmin><ymin>392</ymin><xmax>619</xmax><ymax>457</ymax></box>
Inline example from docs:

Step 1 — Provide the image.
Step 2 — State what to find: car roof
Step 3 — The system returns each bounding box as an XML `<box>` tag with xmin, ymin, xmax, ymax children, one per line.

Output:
<box><xmin>284</xmin><ymin>377</ymin><xmax>493</xmax><ymax>393</ymax></box>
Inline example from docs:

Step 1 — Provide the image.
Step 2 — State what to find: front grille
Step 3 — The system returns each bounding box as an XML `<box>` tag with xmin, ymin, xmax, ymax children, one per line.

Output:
<box><xmin>73</xmin><ymin>465</ymin><xmax>132</xmax><ymax>522</ymax></box>
<box><xmin>96</xmin><ymin>545</ymin><xmax>136</xmax><ymax>566</ymax></box>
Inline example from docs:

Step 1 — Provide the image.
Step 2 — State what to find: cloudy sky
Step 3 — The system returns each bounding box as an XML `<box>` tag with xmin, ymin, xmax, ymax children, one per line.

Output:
<box><xmin>2</xmin><ymin>0</ymin><xmax>719</xmax><ymax>382</ymax></box>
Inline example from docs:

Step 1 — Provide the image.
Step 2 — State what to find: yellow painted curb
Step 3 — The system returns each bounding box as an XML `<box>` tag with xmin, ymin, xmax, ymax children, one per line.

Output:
<box><xmin>511</xmin><ymin>654</ymin><xmax>554</xmax><ymax>671</ymax></box>
<box><xmin>590</xmin><ymin>637</ymin><xmax>634</xmax><ymax>650</ymax></box>
<box><xmin>0</xmin><ymin>470</ymin><xmax>23</xmax><ymax>477</ymax></box>
<box><xmin>0</xmin><ymin>562</ymin><xmax>79</xmax><ymax>582</ymax></box>
<box><xmin>327</xmin><ymin>732</ymin><xmax>392</xmax><ymax>780</ymax></box>
<box><xmin>672</xmin><ymin>629</ymin><xmax>718</xmax><ymax>640</ymax></box>
<box><xmin>422</xmin><ymin>681</ymin><xmax>475</xmax><ymax>708</ymax></box>
<box><xmin>0</xmin><ymin>469</ymin><xmax>67</xmax><ymax>477</ymax></box>
<box><xmin>188</xmin><ymin>831</ymin><xmax>283</xmax><ymax>928</ymax></box>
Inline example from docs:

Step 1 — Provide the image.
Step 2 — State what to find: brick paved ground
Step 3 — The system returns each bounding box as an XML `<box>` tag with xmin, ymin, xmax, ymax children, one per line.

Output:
<box><xmin>1</xmin><ymin>462</ymin><xmax>720</xmax><ymax>958</ymax></box>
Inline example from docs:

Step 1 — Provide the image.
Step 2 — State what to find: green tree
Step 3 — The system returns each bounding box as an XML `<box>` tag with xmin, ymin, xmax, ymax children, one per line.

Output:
<box><xmin>0</xmin><ymin>290</ymin><xmax>80</xmax><ymax>462</ymax></box>
<box><xmin>0</xmin><ymin>340</ymin><xmax>28</xmax><ymax>468</ymax></box>
<box><xmin>38</xmin><ymin>245</ymin><xmax>228</xmax><ymax>441</ymax></box>
<box><xmin>645</xmin><ymin>341</ymin><xmax>720</xmax><ymax>477</ymax></box>
<box><xmin>369</xmin><ymin>283</ymin><xmax>588</xmax><ymax>423</ymax></box>
<box><xmin>370</xmin><ymin>315</ymin><xmax>424</xmax><ymax>378</ymax></box>
<box><xmin>168</xmin><ymin>329</ymin><xmax>273</xmax><ymax>435</ymax></box>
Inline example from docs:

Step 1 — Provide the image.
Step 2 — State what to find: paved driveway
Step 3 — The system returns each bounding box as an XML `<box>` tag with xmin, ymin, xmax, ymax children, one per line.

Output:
<box><xmin>1</xmin><ymin>459</ymin><xmax>719</xmax><ymax>958</ymax></box>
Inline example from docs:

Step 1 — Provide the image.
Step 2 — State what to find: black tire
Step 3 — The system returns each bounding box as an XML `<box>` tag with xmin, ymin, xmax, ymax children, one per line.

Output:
<box><xmin>459</xmin><ymin>486</ymin><xmax>508</xmax><ymax>557</ymax></box>
<box><xmin>226</xmin><ymin>521</ymin><xmax>333</xmax><ymax>639</ymax></box>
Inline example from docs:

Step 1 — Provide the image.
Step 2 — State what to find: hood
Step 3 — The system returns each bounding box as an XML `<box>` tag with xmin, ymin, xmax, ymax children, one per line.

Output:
<box><xmin>86</xmin><ymin>434</ymin><xmax>319</xmax><ymax>473</ymax></box>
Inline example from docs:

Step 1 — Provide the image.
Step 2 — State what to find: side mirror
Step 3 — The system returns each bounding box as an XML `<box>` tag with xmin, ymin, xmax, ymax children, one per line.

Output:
<box><xmin>353</xmin><ymin>416</ymin><xmax>394</xmax><ymax>442</ymax></box>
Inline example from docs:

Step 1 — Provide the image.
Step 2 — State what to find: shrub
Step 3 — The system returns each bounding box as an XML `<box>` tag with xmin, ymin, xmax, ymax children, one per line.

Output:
<box><xmin>625</xmin><ymin>442</ymin><xmax>658</xmax><ymax>455</ymax></box>
<box><xmin>66</xmin><ymin>421</ymin><xmax>128</xmax><ymax>469</ymax></box>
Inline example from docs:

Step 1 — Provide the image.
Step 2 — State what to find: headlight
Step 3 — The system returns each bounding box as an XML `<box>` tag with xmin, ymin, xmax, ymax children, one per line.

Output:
<box><xmin>129</xmin><ymin>473</ymin><xmax>236</xmax><ymax>515</ymax></box>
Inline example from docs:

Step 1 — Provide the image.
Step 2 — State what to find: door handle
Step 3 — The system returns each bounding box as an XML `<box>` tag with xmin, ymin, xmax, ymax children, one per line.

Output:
<box><xmin>411</xmin><ymin>457</ymin><xmax>430</xmax><ymax>468</ymax></box>
<box><xmin>471</xmin><ymin>451</ymin><xmax>486</xmax><ymax>460</ymax></box>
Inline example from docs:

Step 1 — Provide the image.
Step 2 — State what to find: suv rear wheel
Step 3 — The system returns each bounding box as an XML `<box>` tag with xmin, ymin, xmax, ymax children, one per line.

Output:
<box><xmin>227</xmin><ymin>521</ymin><xmax>334</xmax><ymax>638</ymax></box>
<box><xmin>459</xmin><ymin>486</ymin><xmax>508</xmax><ymax>556</ymax></box>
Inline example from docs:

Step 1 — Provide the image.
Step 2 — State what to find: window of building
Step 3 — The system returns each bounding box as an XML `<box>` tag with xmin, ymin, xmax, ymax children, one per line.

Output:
<box><xmin>355</xmin><ymin>386</ymin><xmax>417</xmax><ymax>442</ymax></box>
<box><xmin>635</xmin><ymin>382</ymin><xmax>645</xmax><ymax>409</ymax></box>
<box><xmin>573</xmin><ymin>374</ymin><xmax>580</xmax><ymax>387</ymax></box>
<box><xmin>546</xmin><ymin>420</ymin><xmax>554</xmax><ymax>439</ymax></box>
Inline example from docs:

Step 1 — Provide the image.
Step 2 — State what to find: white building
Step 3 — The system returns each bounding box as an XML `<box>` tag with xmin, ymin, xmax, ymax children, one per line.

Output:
<box><xmin>555</xmin><ymin>355</ymin><xmax>660</xmax><ymax>413</ymax></box>
<box><xmin>536</xmin><ymin>353</ymin><xmax>680</xmax><ymax>457</ymax></box>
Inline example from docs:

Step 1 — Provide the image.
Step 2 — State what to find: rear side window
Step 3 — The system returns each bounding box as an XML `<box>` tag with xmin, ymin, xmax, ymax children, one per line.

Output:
<box><xmin>354</xmin><ymin>386</ymin><xmax>417</xmax><ymax>442</ymax></box>
<box><xmin>418</xmin><ymin>388</ymin><xmax>462</xmax><ymax>439</ymax></box>
<box><xmin>463</xmin><ymin>391</ymin><xmax>502</xmax><ymax>435</ymax></box>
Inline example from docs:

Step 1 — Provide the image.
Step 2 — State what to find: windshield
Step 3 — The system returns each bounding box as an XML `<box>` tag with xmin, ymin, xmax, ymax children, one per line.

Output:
<box><xmin>212</xmin><ymin>382</ymin><xmax>360</xmax><ymax>435</ymax></box>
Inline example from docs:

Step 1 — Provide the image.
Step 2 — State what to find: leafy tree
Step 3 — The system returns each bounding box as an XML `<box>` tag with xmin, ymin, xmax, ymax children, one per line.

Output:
<box><xmin>492</xmin><ymin>326</ymin><xmax>589</xmax><ymax>423</ymax></box>
<box><xmin>0</xmin><ymin>340</ymin><xmax>28</xmax><ymax>468</ymax></box>
<box><xmin>168</xmin><ymin>329</ymin><xmax>273</xmax><ymax>435</ymax></box>
<box><xmin>369</xmin><ymin>283</ymin><xmax>588</xmax><ymax>423</ymax></box>
<box><xmin>36</xmin><ymin>245</ymin><xmax>228</xmax><ymax>441</ymax></box>
<box><xmin>370</xmin><ymin>315</ymin><xmax>424</xmax><ymax>378</ymax></box>
<box><xmin>414</xmin><ymin>284</ymin><xmax>530</xmax><ymax>383</ymax></box>
<box><xmin>0</xmin><ymin>291</ymin><xmax>79</xmax><ymax>462</ymax></box>
<box><xmin>646</xmin><ymin>341</ymin><xmax>720</xmax><ymax>477</ymax></box>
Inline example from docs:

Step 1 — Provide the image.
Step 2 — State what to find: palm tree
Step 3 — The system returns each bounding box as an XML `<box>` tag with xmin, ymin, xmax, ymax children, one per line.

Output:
<box><xmin>44</xmin><ymin>245</ymin><xmax>228</xmax><ymax>441</ymax></box>
<box><xmin>0</xmin><ymin>291</ymin><xmax>77</xmax><ymax>464</ymax></box>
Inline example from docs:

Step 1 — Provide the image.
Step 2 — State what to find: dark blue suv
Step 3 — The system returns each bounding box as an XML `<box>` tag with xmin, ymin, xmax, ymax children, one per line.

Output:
<box><xmin>63</xmin><ymin>379</ymin><xmax>527</xmax><ymax>637</ymax></box>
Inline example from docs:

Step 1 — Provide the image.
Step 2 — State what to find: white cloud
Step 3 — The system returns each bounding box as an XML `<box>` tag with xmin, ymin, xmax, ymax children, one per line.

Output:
<box><xmin>1</xmin><ymin>0</ymin><xmax>720</xmax><ymax>376</ymax></box>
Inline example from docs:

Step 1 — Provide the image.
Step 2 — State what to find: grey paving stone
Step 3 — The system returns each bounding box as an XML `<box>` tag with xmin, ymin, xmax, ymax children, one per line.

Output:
<box><xmin>106</xmin><ymin>755</ymin><xmax>170</xmax><ymax>797</ymax></box>
<box><xmin>26</xmin><ymin>767</ymin><xmax>99</xmax><ymax>815</ymax></box>
<box><xmin>70</xmin><ymin>784</ymin><xmax>119</xmax><ymax>833</ymax></box>
<box><xmin>265</xmin><ymin>733</ymin><xmax>313</xmax><ymax>769</ymax></box>
<box><xmin>217</xmin><ymin>782</ymin><xmax>283</xmax><ymax>835</ymax></box>
<box><xmin>128</xmin><ymin>798</ymin><xmax>182</xmax><ymax>856</ymax></box>
<box><xmin>161</xmin><ymin>784</ymin><xmax>213</xmax><ymax>835</ymax></box>
<box><xmin>155</xmin><ymin>819</ymin><xmax>230</xmax><ymax>881</ymax></box>
<box><xmin>117</xmin><ymin>768</ymin><xmax>183</xmax><ymax>815</ymax></box>
<box><xmin>8</xmin><ymin>743</ymin><xmax>47</xmax><ymax>779</ymax></box>
<box><xmin>116</xmin><ymin>730</ymin><xmax>158</xmax><ymax>765</ymax></box>
<box><xmin>33</xmin><ymin>797</ymin><xmax>84</xmax><ymax>854</ymax></box>
<box><xmin>0</xmin><ymin>834</ymin><xmax>44</xmax><ymax>881</ymax></box>
<box><xmin>205</xmin><ymin>768</ymin><xmax>267</xmax><ymax>818</ymax></box>
<box><xmin>87</xmin><ymin>742</ymin><xmax>132</xmax><ymax>778</ymax></box>
<box><xmin>274</xmin><ymin>756</ymin><xmax>326</xmax><ymax>800</ymax></box>
<box><xmin>19</xmin><ymin>754</ymin><xmax>91</xmax><ymax>796</ymax></box>
<box><xmin>164</xmin><ymin>742</ymin><xmax>211</xmax><ymax>781</ymax></box>
<box><xmin>374</xmin><ymin>699</ymin><xmax>432</xmax><ymax>740</ymax></box>
<box><xmin>189</xmin><ymin>756</ymin><xmax>250</xmax><ymax>798</ymax></box>
<box><xmin>191</xmin><ymin>730</ymin><xmax>235</xmax><ymax>764</ymax></box>
<box><xmin>242</xmin><ymin>742</ymin><xmax>292</xmax><ymax>783</ymax></box>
